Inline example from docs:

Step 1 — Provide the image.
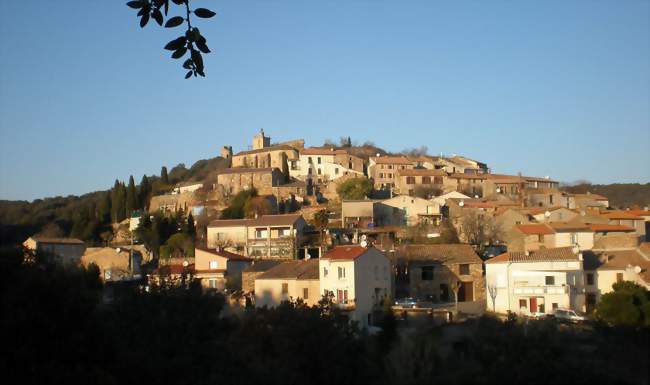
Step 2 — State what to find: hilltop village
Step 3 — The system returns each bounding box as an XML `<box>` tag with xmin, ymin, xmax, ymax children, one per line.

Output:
<box><xmin>23</xmin><ymin>129</ymin><xmax>650</xmax><ymax>327</ymax></box>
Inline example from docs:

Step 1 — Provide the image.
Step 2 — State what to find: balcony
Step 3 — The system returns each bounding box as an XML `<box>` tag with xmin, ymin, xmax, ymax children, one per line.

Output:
<box><xmin>512</xmin><ymin>285</ymin><xmax>569</xmax><ymax>295</ymax></box>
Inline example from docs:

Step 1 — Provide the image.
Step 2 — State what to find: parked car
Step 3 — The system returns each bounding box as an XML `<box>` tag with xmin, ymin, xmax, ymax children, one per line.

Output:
<box><xmin>394</xmin><ymin>297</ymin><xmax>418</xmax><ymax>308</ymax></box>
<box><xmin>550</xmin><ymin>309</ymin><xmax>586</xmax><ymax>323</ymax></box>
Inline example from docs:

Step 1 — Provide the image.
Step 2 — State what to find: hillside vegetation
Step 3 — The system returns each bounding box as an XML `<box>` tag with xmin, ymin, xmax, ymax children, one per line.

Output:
<box><xmin>562</xmin><ymin>182</ymin><xmax>650</xmax><ymax>209</ymax></box>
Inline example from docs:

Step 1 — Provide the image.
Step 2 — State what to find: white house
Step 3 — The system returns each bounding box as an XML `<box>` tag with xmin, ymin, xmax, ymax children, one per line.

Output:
<box><xmin>431</xmin><ymin>191</ymin><xmax>471</xmax><ymax>207</ymax></box>
<box><xmin>172</xmin><ymin>182</ymin><xmax>204</xmax><ymax>195</ymax></box>
<box><xmin>547</xmin><ymin>222</ymin><xmax>595</xmax><ymax>250</ymax></box>
<box><xmin>319</xmin><ymin>245</ymin><xmax>392</xmax><ymax>328</ymax></box>
<box><xmin>485</xmin><ymin>247</ymin><xmax>586</xmax><ymax>315</ymax></box>
<box><xmin>290</xmin><ymin>147</ymin><xmax>364</xmax><ymax>182</ymax></box>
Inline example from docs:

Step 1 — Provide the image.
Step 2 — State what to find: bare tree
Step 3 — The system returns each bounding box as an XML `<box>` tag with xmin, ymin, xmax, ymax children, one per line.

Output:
<box><xmin>487</xmin><ymin>282</ymin><xmax>498</xmax><ymax>312</ymax></box>
<box><xmin>459</xmin><ymin>210</ymin><xmax>503</xmax><ymax>255</ymax></box>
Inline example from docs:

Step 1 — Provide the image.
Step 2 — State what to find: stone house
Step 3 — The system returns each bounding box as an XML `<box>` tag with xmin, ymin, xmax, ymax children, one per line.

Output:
<box><xmin>504</xmin><ymin>224</ymin><xmax>556</xmax><ymax>252</ymax></box>
<box><xmin>23</xmin><ymin>236</ymin><xmax>86</xmax><ymax>265</ymax></box>
<box><xmin>216</xmin><ymin>167</ymin><xmax>285</xmax><ymax>196</ymax></box>
<box><xmin>242</xmin><ymin>260</ymin><xmax>283</xmax><ymax>293</ymax></box>
<box><xmin>380</xmin><ymin>195</ymin><xmax>441</xmax><ymax>226</ymax></box>
<box><xmin>395</xmin><ymin>169</ymin><xmax>446</xmax><ymax>196</ymax></box>
<box><xmin>230</xmin><ymin>129</ymin><xmax>302</xmax><ymax>176</ymax></box>
<box><xmin>368</xmin><ymin>155</ymin><xmax>414</xmax><ymax>189</ymax></box>
<box><xmin>392</xmin><ymin>244</ymin><xmax>485</xmax><ymax>303</ymax></box>
<box><xmin>81</xmin><ymin>247</ymin><xmax>142</xmax><ymax>281</ymax></box>
<box><xmin>290</xmin><ymin>147</ymin><xmax>365</xmax><ymax>183</ymax></box>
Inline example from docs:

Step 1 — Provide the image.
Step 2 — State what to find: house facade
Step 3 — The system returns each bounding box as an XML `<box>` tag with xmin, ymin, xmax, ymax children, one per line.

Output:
<box><xmin>194</xmin><ymin>246</ymin><xmax>251</xmax><ymax>291</ymax></box>
<box><xmin>207</xmin><ymin>214</ymin><xmax>308</xmax><ymax>259</ymax></box>
<box><xmin>254</xmin><ymin>259</ymin><xmax>320</xmax><ymax>307</ymax></box>
<box><xmin>319</xmin><ymin>246</ymin><xmax>392</xmax><ymax>328</ymax></box>
<box><xmin>290</xmin><ymin>147</ymin><xmax>365</xmax><ymax>182</ymax></box>
<box><xmin>23</xmin><ymin>236</ymin><xmax>86</xmax><ymax>265</ymax></box>
<box><xmin>380</xmin><ymin>195</ymin><xmax>441</xmax><ymax>226</ymax></box>
<box><xmin>392</xmin><ymin>244</ymin><xmax>485</xmax><ymax>303</ymax></box>
<box><xmin>485</xmin><ymin>247</ymin><xmax>586</xmax><ymax>315</ymax></box>
<box><xmin>368</xmin><ymin>156</ymin><xmax>414</xmax><ymax>189</ymax></box>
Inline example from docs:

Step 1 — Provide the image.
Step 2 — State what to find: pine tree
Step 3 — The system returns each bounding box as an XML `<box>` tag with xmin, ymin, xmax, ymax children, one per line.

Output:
<box><xmin>126</xmin><ymin>175</ymin><xmax>138</xmax><ymax>216</ymax></box>
<box><xmin>161</xmin><ymin>166</ymin><xmax>169</xmax><ymax>185</ymax></box>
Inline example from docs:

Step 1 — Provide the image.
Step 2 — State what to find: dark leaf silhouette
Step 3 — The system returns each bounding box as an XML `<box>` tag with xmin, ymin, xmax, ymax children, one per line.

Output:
<box><xmin>197</xmin><ymin>70</ymin><xmax>205</xmax><ymax>77</ymax></box>
<box><xmin>172</xmin><ymin>47</ymin><xmax>188</xmax><ymax>59</ymax></box>
<box><xmin>153</xmin><ymin>0</ymin><xmax>165</xmax><ymax>7</ymax></box>
<box><xmin>140</xmin><ymin>13</ymin><xmax>150</xmax><ymax>28</ymax></box>
<box><xmin>172</xmin><ymin>0</ymin><xmax>185</xmax><ymax>4</ymax></box>
<box><xmin>194</xmin><ymin>8</ymin><xmax>216</xmax><ymax>18</ymax></box>
<box><xmin>182</xmin><ymin>59</ymin><xmax>193</xmax><ymax>69</ymax></box>
<box><xmin>185</xmin><ymin>70</ymin><xmax>193</xmax><ymax>79</ymax></box>
<box><xmin>165</xmin><ymin>16</ymin><xmax>184</xmax><ymax>28</ymax></box>
<box><xmin>126</xmin><ymin>1</ymin><xmax>143</xmax><ymax>9</ymax></box>
<box><xmin>163</xmin><ymin>0</ymin><xmax>169</xmax><ymax>15</ymax></box>
<box><xmin>152</xmin><ymin>9</ymin><xmax>164</xmax><ymax>26</ymax></box>
<box><xmin>164</xmin><ymin>37</ymin><xmax>186</xmax><ymax>51</ymax></box>
<box><xmin>137</xmin><ymin>7</ymin><xmax>147</xmax><ymax>16</ymax></box>
<box><xmin>196</xmin><ymin>39</ymin><xmax>210</xmax><ymax>54</ymax></box>
<box><xmin>191</xmin><ymin>49</ymin><xmax>203</xmax><ymax>72</ymax></box>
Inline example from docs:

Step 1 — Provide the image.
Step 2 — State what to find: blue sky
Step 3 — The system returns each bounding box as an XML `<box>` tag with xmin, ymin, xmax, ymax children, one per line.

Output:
<box><xmin>0</xmin><ymin>0</ymin><xmax>648</xmax><ymax>201</ymax></box>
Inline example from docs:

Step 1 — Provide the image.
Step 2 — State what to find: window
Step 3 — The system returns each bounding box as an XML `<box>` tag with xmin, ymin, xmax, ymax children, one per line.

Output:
<box><xmin>519</xmin><ymin>299</ymin><xmax>527</xmax><ymax>309</ymax></box>
<box><xmin>434</xmin><ymin>176</ymin><xmax>443</xmax><ymax>184</ymax></box>
<box><xmin>282</xmin><ymin>283</ymin><xmax>289</xmax><ymax>294</ymax></box>
<box><xmin>317</xmin><ymin>157</ymin><xmax>321</xmax><ymax>164</ymax></box>
<box><xmin>303</xmin><ymin>288</ymin><xmax>309</xmax><ymax>299</ymax></box>
<box><xmin>549</xmin><ymin>194</ymin><xmax>554</xmax><ymax>204</ymax></box>
<box><xmin>208</xmin><ymin>279</ymin><xmax>218</xmax><ymax>289</ymax></box>
<box><xmin>335</xmin><ymin>168</ymin><xmax>339</xmax><ymax>175</ymax></box>
<box><xmin>538</xmin><ymin>234</ymin><xmax>544</xmax><ymax>242</ymax></box>
<box><xmin>308</xmin><ymin>157</ymin><xmax>312</xmax><ymax>163</ymax></box>
<box><xmin>278</xmin><ymin>228</ymin><xmax>291</xmax><ymax>237</ymax></box>
<box><xmin>317</xmin><ymin>168</ymin><xmax>322</xmax><ymax>175</ymax></box>
<box><xmin>255</xmin><ymin>229</ymin><xmax>268</xmax><ymax>238</ymax></box>
<box><xmin>459</xmin><ymin>264</ymin><xmax>470</xmax><ymax>275</ymax></box>
<box><xmin>421</xmin><ymin>266</ymin><xmax>434</xmax><ymax>281</ymax></box>
<box><xmin>552</xmin><ymin>303</ymin><xmax>559</xmax><ymax>310</ymax></box>
<box><xmin>308</xmin><ymin>168</ymin><xmax>312</xmax><ymax>175</ymax></box>
<box><xmin>545</xmin><ymin>276</ymin><xmax>555</xmax><ymax>285</ymax></box>
<box><xmin>571</xmin><ymin>233</ymin><xmax>578</xmax><ymax>245</ymax></box>
<box><xmin>586</xmin><ymin>273</ymin><xmax>594</xmax><ymax>285</ymax></box>
<box><xmin>323</xmin><ymin>267</ymin><xmax>328</xmax><ymax>277</ymax></box>
<box><xmin>406</xmin><ymin>176</ymin><xmax>416</xmax><ymax>185</ymax></box>
<box><xmin>338</xmin><ymin>266</ymin><xmax>346</xmax><ymax>279</ymax></box>
<box><xmin>616</xmin><ymin>273</ymin><xmax>624</xmax><ymax>283</ymax></box>
<box><xmin>209</xmin><ymin>260</ymin><xmax>218</xmax><ymax>270</ymax></box>
<box><xmin>422</xmin><ymin>176</ymin><xmax>431</xmax><ymax>184</ymax></box>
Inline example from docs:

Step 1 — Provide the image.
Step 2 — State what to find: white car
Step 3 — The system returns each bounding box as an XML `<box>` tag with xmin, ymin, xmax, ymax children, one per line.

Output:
<box><xmin>551</xmin><ymin>309</ymin><xmax>586</xmax><ymax>323</ymax></box>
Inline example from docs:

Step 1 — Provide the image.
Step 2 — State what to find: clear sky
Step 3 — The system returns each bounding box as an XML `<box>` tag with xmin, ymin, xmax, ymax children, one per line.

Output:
<box><xmin>0</xmin><ymin>1</ymin><xmax>648</xmax><ymax>201</ymax></box>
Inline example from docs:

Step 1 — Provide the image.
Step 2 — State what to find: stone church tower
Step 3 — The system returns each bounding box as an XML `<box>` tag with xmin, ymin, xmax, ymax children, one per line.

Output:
<box><xmin>252</xmin><ymin>128</ymin><xmax>271</xmax><ymax>150</ymax></box>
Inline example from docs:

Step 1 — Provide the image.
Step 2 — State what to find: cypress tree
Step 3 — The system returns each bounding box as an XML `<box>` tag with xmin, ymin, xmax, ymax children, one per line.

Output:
<box><xmin>126</xmin><ymin>175</ymin><xmax>137</xmax><ymax>216</ymax></box>
<box><xmin>161</xmin><ymin>166</ymin><xmax>169</xmax><ymax>185</ymax></box>
<box><xmin>139</xmin><ymin>175</ymin><xmax>150</xmax><ymax>210</ymax></box>
<box><xmin>186</xmin><ymin>212</ymin><xmax>196</xmax><ymax>238</ymax></box>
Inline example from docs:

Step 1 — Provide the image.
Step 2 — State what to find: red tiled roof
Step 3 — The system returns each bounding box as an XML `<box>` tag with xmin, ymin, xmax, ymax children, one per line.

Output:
<box><xmin>300</xmin><ymin>147</ymin><xmax>349</xmax><ymax>156</ymax></box>
<box><xmin>322</xmin><ymin>245</ymin><xmax>369</xmax><ymax>261</ymax></box>
<box><xmin>372</xmin><ymin>156</ymin><xmax>412</xmax><ymax>165</ymax></box>
<box><xmin>195</xmin><ymin>246</ymin><xmax>251</xmax><ymax>261</ymax></box>
<box><xmin>516</xmin><ymin>224</ymin><xmax>554</xmax><ymax>235</ymax></box>
<box><xmin>601</xmin><ymin>211</ymin><xmax>643</xmax><ymax>220</ymax></box>
<box><xmin>486</xmin><ymin>247</ymin><xmax>577</xmax><ymax>264</ymax></box>
<box><xmin>627</xmin><ymin>210</ymin><xmax>650</xmax><ymax>217</ymax></box>
<box><xmin>397</xmin><ymin>169</ymin><xmax>446</xmax><ymax>177</ymax></box>
<box><xmin>548</xmin><ymin>222</ymin><xmax>592</xmax><ymax>232</ymax></box>
<box><xmin>588</xmin><ymin>224</ymin><xmax>635</xmax><ymax>232</ymax></box>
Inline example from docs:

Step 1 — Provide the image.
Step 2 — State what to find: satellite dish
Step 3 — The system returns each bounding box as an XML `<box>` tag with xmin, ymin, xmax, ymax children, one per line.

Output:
<box><xmin>115</xmin><ymin>247</ymin><xmax>121</xmax><ymax>253</ymax></box>
<box><xmin>634</xmin><ymin>265</ymin><xmax>642</xmax><ymax>274</ymax></box>
<box><xmin>360</xmin><ymin>240</ymin><xmax>368</xmax><ymax>248</ymax></box>
<box><xmin>544</xmin><ymin>211</ymin><xmax>551</xmax><ymax>218</ymax></box>
<box><xmin>474</xmin><ymin>195</ymin><xmax>479</xmax><ymax>199</ymax></box>
<box><xmin>182</xmin><ymin>260</ymin><xmax>189</xmax><ymax>267</ymax></box>
<box><xmin>496</xmin><ymin>187</ymin><xmax>501</xmax><ymax>193</ymax></box>
<box><xmin>459</xmin><ymin>200</ymin><xmax>465</xmax><ymax>207</ymax></box>
<box><xmin>361</xmin><ymin>234</ymin><xmax>367</xmax><ymax>241</ymax></box>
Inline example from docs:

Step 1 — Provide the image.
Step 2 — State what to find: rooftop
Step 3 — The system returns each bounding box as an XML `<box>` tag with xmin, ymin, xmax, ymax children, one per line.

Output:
<box><xmin>515</xmin><ymin>224</ymin><xmax>554</xmax><ymax>235</ymax></box>
<box><xmin>486</xmin><ymin>247</ymin><xmax>578</xmax><ymax>264</ymax></box>
<box><xmin>30</xmin><ymin>237</ymin><xmax>84</xmax><ymax>245</ymax></box>
<box><xmin>322</xmin><ymin>245</ymin><xmax>371</xmax><ymax>261</ymax></box>
<box><xmin>394</xmin><ymin>244</ymin><xmax>482</xmax><ymax>264</ymax></box>
<box><xmin>208</xmin><ymin>214</ymin><xmax>303</xmax><ymax>228</ymax></box>
<box><xmin>256</xmin><ymin>259</ymin><xmax>319</xmax><ymax>280</ymax></box>
<box><xmin>195</xmin><ymin>246</ymin><xmax>251</xmax><ymax>261</ymax></box>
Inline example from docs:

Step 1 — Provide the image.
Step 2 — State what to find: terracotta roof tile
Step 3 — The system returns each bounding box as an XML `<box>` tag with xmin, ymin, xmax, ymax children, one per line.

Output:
<box><xmin>588</xmin><ymin>224</ymin><xmax>635</xmax><ymax>232</ymax></box>
<box><xmin>256</xmin><ymin>259</ymin><xmax>319</xmax><ymax>280</ymax></box>
<box><xmin>486</xmin><ymin>247</ymin><xmax>578</xmax><ymax>264</ymax></box>
<box><xmin>322</xmin><ymin>245</ymin><xmax>369</xmax><ymax>260</ymax></box>
<box><xmin>195</xmin><ymin>246</ymin><xmax>251</xmax><ymax>261</ymax></box>
<box><xmin>397</xmin><ymin>169</ymin><xmax>446</xmax><ymax>177</ymax></box>
<box><xmin>516</xmin><ymin>224</ymin><xmax>554</xmax><ymax>235</ymax></box>
<box><xmin>395</xmin><ymin>244</ymin><xmax>481</xmax><ymax>264</ymax></box>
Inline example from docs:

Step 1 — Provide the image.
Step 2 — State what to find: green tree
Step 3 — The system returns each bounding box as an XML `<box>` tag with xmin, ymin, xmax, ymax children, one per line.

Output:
<box><xmin>126</xmin><ymin>175</ymin><xmax>138</xmax><ymax>216</ymax></box>
<box><xmin>161</xmin><ymin>166</ymin><xmax>169</xmax><ymax>185</ymax></box>
<box><xmin>595</xmin><ymin>281</ymin><xmax>650</xmax><ymax>327</ymax></box>
<box><xmin>111</xmin><ymin>180</ymin><xmax>127</xmax><ymax>223</ymax></box>
<box><xmin>313</xmin><ymin>209</ymin><xmax>329</xmax><ymax>245</ymax></box>
<box><xmin>221</xmin><ymin>189</ymin><xmax>258</xmax><ymax>219</ymax></box>
<box><xmin>185</xmin><ymin>212</ymin><xmax>196</xmax><ymax>238</ymax></box>
<box><xmin>139</xmin><ymin>174</ymin><xmax>150</xmax><ymax>210</ymax></box>
<box><xmin>336</xmin><ymin>177</ymin><xmax>373</xmax><ymax>200</ymax></box>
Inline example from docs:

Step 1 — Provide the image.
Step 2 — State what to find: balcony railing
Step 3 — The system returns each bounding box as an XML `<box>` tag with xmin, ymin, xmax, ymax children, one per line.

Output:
<box><xmin>512</xmin><ymin>285</ymin><xmax>569</xmax><ymax>295</ymax></box>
